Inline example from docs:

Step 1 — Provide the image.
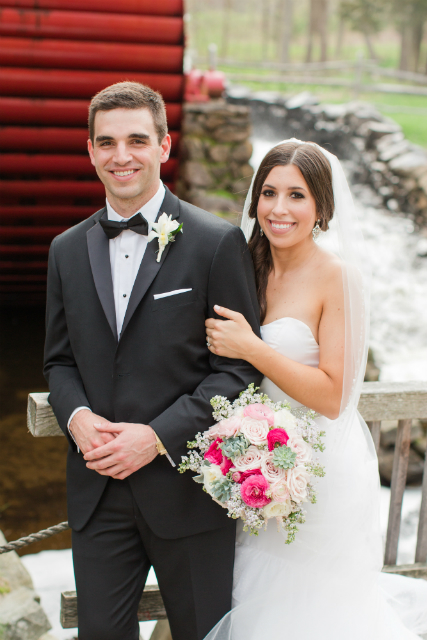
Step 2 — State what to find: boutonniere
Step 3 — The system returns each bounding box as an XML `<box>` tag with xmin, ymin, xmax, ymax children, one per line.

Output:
<box><xmin>147</xmin><ymin>213</ymin><xmax>183</xmax><ymax>263</ymax></box>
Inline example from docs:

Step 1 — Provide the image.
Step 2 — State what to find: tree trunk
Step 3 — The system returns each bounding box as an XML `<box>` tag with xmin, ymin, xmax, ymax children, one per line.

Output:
<box><xmin>280</xmin><ymin>0</ymin><xmax>294</xmax><ymax>63</ymax></box>
<box><xmin>306</xmin><ymin>0</ymin><xmax>315</xmax><ymax>62</ymax></box>
<box><xmin>399</xmin><ymin>21</ymin><xmax>423</xmax><ymax>72</ymax></box>
<box><xmin>221</xmin><ymin>0</ymin><xmax>232</xmax><ymax>58</ymax></box>
<box><xmin>363</xmin><ymin>31</ymin><xmax>377</xmax><ymax>61</ymax></box>
<box><xmin>261</xmin><ymin>0</ymin><xmax>271</xmax><ymax>61</ymax></box>
<box><xmin>306</xmin><ymin>0</ymin><xmax>329</xmax><ymax>62</ymax></box>
<box><xmin>319</xmin><ymin>0</ymin><xmax>328</xmax><ymax>62</ymax></box>
<box><xmin>335</xmin><ymin>13</ymin><xmax>345</xmax><ymax>58</ymax></box>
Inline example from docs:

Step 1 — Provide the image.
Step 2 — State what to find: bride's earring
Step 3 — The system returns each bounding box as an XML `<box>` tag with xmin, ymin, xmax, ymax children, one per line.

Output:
<box><xmin>260</xmin><ymin>227</ymin><xmax>264</xmax><ymax>237</ymax></box>
<box><xmin>312</xmin><ymin>220</ymin><xmax>321</xmax><ymax>241</ymax></box>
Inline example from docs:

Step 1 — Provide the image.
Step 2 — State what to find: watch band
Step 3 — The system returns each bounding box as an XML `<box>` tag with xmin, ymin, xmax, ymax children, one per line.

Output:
<box><xmin>154</xmin><ymin>433</ymin><xmax>167</xmax><ymax>456</ymax></box>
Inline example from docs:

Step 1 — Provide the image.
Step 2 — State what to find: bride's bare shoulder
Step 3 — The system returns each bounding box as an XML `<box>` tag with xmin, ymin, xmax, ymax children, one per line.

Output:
<box><xmin>315</xmin><ymin>248</ymin><xmax>344</xmax><ymax>299</ymax></box>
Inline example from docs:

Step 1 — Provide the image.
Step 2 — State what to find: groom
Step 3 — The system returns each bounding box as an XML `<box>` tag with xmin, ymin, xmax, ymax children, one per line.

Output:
<box><xmin>43</xmin><ymin>81</ymin><xmax>261</xmax><ymax>640</ymax></box>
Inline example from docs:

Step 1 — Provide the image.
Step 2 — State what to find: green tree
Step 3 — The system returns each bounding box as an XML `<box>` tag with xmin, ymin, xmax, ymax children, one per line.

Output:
<box><xmin>340</xmin><ymin>0</ymin><xmax>385</xmax><ymax>60</ymax></box>
<box><xmin>391</xmin><ymin>0</ymin><xmax>427</xmax><ymax>72</ymax></box>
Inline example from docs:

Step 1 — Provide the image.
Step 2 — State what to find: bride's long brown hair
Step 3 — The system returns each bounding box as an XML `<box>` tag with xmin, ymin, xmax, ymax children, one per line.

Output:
<box><xmin>247</xmin><ymin>142</ymin><xmax>335</xmax><ymax>323</ymax></box>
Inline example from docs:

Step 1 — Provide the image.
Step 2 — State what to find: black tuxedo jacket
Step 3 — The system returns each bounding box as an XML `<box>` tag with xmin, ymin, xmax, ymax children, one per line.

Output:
<box><xmin>44</xmin><ymin>188</ymin><xmax>262</xmax><ymax>537</ymax></box>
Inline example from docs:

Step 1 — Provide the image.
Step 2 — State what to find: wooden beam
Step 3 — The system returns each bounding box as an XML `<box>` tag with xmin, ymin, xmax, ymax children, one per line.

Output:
<box><xmin>27</xmin><ymin>382</ymin><xmax>427</xmax><ymax>437</ymax></box>
<box><xmin>384</xmin><ymin>419</ymin><xmax>412</xmax><ymax>565</ymax></box>
<box><xmin>61</xmin><ymin>585</ymin><xmax>167</xmax><ymax>629</ymax></box>
<box><xmin>382</xmin><ymin>562</ymin><xmax>427</xmax><ymax>580</ymax></box>
<box><xmin>415</xmin><ymin>453</ymin><xmax>427</xmax><ymax>563</ymax></box>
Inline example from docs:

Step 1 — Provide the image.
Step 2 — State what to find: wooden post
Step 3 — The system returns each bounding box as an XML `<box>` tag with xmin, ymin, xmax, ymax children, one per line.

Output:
<box><xmin>367</xmin><ymin>420</ymin><xmax>381</xmax><ymax>453</ymax></box>
<box><xmin>384</xmin><ymin>419</ymin><xmax>412</xmax><ymax>566</ymax></box>
<box><xmin>415</xmin><ymin>452</ymin><xmax>427</xmax><ymax>563</ymax></box>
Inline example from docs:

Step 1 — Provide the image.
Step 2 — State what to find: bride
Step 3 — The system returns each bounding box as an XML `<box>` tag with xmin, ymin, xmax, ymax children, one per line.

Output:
<box><xmin>204</xmin><ymin>139</ymin><xmax>427</xmax><ymax>639</ymax></box>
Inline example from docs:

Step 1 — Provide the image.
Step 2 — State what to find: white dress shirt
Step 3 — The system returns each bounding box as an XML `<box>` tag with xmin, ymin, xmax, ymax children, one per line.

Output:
<box><xmin>67</xmin><ymin>182</ymin><xmax>172</xmax><ymax>463</ymax></box>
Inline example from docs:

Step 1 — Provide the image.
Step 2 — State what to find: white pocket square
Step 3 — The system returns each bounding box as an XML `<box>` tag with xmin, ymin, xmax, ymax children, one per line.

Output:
<box><xmin>153</xmin><ymin>288</ymin><xmax>192</xmax><ymax>300</ymax></box>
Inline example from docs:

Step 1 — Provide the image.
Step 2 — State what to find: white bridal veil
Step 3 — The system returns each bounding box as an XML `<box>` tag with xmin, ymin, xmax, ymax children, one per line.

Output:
<box><xmin>241</xmin><ymin>138</ymin><xmax>371</xmax><ymax>431</ymax></box>
<box><xmin>203</xmin><ymin>139</ymin><xmax>427</xmax><ymax>640</ymax></box>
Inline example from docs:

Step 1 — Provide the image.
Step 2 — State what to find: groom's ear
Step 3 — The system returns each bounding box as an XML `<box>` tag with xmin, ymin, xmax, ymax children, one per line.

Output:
<box><xmin>88</xmin><ymin>139</ymin><xmax>96</xmax><ymax>167</ymax></box>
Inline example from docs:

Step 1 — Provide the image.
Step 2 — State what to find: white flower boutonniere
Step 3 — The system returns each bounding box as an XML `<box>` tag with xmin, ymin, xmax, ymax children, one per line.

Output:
<box><xmin>147</xmin><ymin>213</ymin><xmax>183</xmax><ymax>263</ymax></box>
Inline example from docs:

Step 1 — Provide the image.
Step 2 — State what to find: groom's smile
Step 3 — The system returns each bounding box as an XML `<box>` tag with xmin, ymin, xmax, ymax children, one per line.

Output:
<box><xmin>88</xmin><ymin>107</ymin><xmax>171</xmax><ymax>217</ymax></box>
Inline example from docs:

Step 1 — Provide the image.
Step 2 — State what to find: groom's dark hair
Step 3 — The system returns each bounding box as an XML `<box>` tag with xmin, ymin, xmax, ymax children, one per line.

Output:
<box><xmin>88</xmin><ymin>81</ymin><xmax>168</xmax><ymax>144</ymax></box>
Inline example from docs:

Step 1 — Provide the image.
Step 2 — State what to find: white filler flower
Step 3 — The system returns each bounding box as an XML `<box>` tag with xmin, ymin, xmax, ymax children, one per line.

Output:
<box><xmin>147</xmin><ymin>213</ymin><xmax>183</xmax><ymax>262</ymax></box>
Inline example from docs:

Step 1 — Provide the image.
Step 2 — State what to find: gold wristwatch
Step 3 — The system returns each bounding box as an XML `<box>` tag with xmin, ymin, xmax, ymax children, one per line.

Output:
<box><xmin>154</xmin><ymin>432</ymin><xmax>167</xmax><ymax>456</ymax></box>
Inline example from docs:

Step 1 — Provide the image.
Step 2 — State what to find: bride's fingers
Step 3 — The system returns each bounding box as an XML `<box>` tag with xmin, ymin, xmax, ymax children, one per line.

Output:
<box><xmin>213</xmin><ymin>305</ymin><xmax>242</xmax><ymax>322</ymax></box>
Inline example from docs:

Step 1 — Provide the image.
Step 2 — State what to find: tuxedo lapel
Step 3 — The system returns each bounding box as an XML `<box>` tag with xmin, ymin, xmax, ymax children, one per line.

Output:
<box><xmin>86</xmin><ymin>208</ymin><xmax>118</xmax><ymax>341</ymax></box>
<box><xmin>120</xmin><ymin>188</ymin><xmax>180</xmax><ymax>339</ymax></box>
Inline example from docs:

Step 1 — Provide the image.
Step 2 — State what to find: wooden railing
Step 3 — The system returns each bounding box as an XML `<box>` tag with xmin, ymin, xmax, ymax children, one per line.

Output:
<box><xmin>27</xmin><ymin>381</ymin><xmax>427</xmax><ymax>631</ymax></box>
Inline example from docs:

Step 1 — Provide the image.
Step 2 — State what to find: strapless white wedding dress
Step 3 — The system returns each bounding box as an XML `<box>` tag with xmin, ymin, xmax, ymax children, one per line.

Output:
<box><xmin>205</xmin><ymin>318</ymin><xmax>427</xmax><ymax>640</ymax></box>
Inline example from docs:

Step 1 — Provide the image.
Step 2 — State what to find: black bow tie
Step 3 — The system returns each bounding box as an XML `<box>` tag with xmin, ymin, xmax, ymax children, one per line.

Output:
<box><xmin>99</xmin><ymin>212</ymin><xmax>149</xmax><ymax>240</ymax></box>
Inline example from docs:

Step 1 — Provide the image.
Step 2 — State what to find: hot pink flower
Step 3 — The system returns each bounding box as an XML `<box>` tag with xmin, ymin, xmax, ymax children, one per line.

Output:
<box><xmin>267</xmin><ymin>428</ymin><xmax>289</xmax><ymax>451</ymax></box>
<box><xmin>220</xmin><ymin>456</ymin><xmax>233</xmax><ymax>476</ymax></box>
<box><xmin>204</xmin><ymin>438</ymin><xmax>223</xmax><ymax>465</ymax></box>
<box><xmin>237</xmin><ymin>468</ymin><xmax>263</xmax><ymax>484</ymax></box>
<box><xmin>240</xmin><ymin>474</ymin><xmax>271</xmax><ymax>508</ymax></box>
<box><xmin>243</xmin><ymin>403</ymin><xmax>275</xmax><ymax>426</ymax></box>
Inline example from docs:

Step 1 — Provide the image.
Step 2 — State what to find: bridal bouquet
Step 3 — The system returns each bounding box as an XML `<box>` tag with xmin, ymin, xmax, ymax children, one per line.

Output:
<box><xmin>179</xmin><ymin>384</ymin><xmax>326</xmax><ymax>543</ymax></box>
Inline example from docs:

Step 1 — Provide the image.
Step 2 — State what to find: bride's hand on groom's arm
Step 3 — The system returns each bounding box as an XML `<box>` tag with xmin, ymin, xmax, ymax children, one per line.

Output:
<box><xmin>205</xmin><ymin>305</ymin><xmax>261</xmax><ymax>360</ymax></box>
<box><xmin>82</xmin><ymin>422</ymin><xmax>158</xmax><ymax>480</ymax></box>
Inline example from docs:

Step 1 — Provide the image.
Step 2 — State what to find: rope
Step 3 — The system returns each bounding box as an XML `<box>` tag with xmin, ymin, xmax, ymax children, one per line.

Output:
<box><xmin>0</xmin><ymin>522</ymin><xmax>70</xmax><ymax>554</ymax></box>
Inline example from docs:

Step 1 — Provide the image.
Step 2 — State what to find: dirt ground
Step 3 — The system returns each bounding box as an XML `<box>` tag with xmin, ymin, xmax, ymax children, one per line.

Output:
<box><xmin>0</xmin><ymin>305</ymin><xmax>71</xmax><ymax>555</ymax></box>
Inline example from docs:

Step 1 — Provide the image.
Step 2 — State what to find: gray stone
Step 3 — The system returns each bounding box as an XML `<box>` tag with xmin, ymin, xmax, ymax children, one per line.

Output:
<box><xmin>0</xmin><ymin>532</ymin><xmax>33</xmax><ymax>594</ymax></box>
<box><xmin>251</xmin><ymin>91</ymin><xmax>285</xmax><ymax>105</ymax></box>
<box><xmin>321</xmin><ymin>103</ymin><xmax>348</xmax><ymax>120</ymax></box>
<box><xmin>180</xmin><ymin>136</ymin><xmax>205</xmax><ymax>162</ymax></box>
<box><xmin>230</xmin><ymin>140</ymin><xmax>253</xmax><ymax>163</ymax></box>
<box><xmin>375</xmin><ymin>132</ymin><xmax>405</xmax><ymax>153</ymax></box>
<box><xmin>361</xmin><ymin>120</ymin><xmax>401</xmax><ymax>144</ymax></box>
<box><xmin>389</xmin><ymin>151</ymin><xmax>427</xmax><ymax>177</ymax></box>
<box><xmin>0</xmin><ymin>587</ymin><xmax>51</xmax><ymax>640</ymax></box>
<box><xmin>209</xmin><ymin>145</ymin><xmax>230</xmax><ymax>163</ymax></box>
<box><xmin>379</xmin><ymin>139</ymin><xmax>411</xmax><ymax>163</ymax></box>
<box><xmin>182</xmin><ymin>162</ymin><xmax>214</xmax><ymax>189</ymax></box>
<box><xmin>285</xmin><ymin>91</ymin><xmax>318</xmax><ymax>110</ymax></box>
<box><xmin>417</xmin><ymin>169</ymin><xmax>427</xmax><ymax>194</ymax></box>
<box><xmin>212</xmin><ymin>125</ymin><xmax>251</xmax><ymax>143</ymax></box>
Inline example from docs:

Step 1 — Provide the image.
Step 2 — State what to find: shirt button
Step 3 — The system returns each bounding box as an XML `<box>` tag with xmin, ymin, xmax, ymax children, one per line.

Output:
<box><xmin>125</xmin><ymin>255</ymin><xmax>129</xmax><ymax>258</ymax></box>
<box><xmin>123</xmin><ymin>294</ymin><xmax>127</xmax><ymax>298</ymax></box>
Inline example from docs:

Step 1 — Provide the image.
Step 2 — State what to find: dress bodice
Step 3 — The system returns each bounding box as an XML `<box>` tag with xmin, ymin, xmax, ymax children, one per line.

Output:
<box><xmin>259</xmin><ymin>317</ymin><xmax>320</xmax><ymax>408</ymax></box>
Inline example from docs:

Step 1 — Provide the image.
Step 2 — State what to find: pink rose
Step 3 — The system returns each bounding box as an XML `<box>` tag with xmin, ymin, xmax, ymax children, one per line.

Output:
<box><xmin>240</xmin><ymin>474</ymin><xmax>271</xmax><ymax>508</ymax></box>
<box><xmin>233</xmin><ymin>445</ymin><xmax>264</xmax><ymax>471</ymax></box>
<box><xmin>267</xmin><ymin>428</ymin><xmax>289</xmax><ymax>451</ymax></box>
<box><xmin>232</xmin><ymin>471</ymin><xmax>241</xmax><ymax>482</ymax></box>
<box><xmin>288</xmin><ymin>435</ymin><xmax>312</xmax><ymax>465</ymax></box>
<box><xmin>243</xmin><ymin>403</ymin><xmax>275</xmax><ymax>426</ymax></box>
<box><xmin>261</xmin><ymin>453</ymin><xmax>287</xmax><ymax>483</ymax></box>
<box><xmin>220</xmin><ymin>456</ymin><xmax>233</xmax><ymax>476</ymax></box>
<box><xmin>237</xmin><ymin>468</ymin><xmax>263</xmax><ymax>484</ymax></box>
<box><xmin>204</xmin><ymin>438</ymin><xmax>223</xmax><ymax>466</ymax></box>
<box><xmin>241</xmin><ymin>417</ymin><xmax>269</xmax><ymax>445</ymax></box>
<box><xmin>208</xmin><ymin>416</ymin><xmax>242</xmax><ymax>439</ymax></box>
<box><xmin>270</xmin><ymin>478</ymin><xmax>290</xmax><ymax>503</ymax></box>
<box><xmin>286</xmin><ymin>466</ymin><xmax>310</xmax><ymax>503</ymax></box>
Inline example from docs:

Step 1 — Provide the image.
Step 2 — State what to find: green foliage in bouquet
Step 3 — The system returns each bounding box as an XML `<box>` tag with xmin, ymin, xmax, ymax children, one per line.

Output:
<box><xmin>221</xmin><ymin>434</ymin><xmax>250</xmax><ymax>459</ymax></box>
<box><xmin>272</xmin><ymin>445</ymin><xmax>297</xmax><ymax>470</ymax></box>
<box><xmin>210</xmin><ymin>477</ymin><xmax>233</xmax><ymax>502</ymax></box>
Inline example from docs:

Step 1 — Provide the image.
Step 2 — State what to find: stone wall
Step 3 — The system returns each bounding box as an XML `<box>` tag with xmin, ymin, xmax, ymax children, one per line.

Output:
<box><xmin>176</xmin><ymin>101</ymin><xmax>253</xmax><ymax>218</ymax></box>
<box><xmin>226</xmin><ymin>87</ymin><xmax>427</xmax><ymax>229</ymax></box>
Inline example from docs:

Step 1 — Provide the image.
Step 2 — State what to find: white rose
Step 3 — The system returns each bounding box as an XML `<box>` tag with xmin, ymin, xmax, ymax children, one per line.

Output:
<box><xmin>233</xmin><ymin>445</ymin><xmax>265</xmax><ymax>471</ymax></box>
<box><xmin>233</xmin><ymin>406</ymin><xmax>245</xmax><ymax>418</ymax></box>
<box><xmin>288</xmin><ymin>435</ymin><xmax>312</xmax><ymax>465</ymax></box>
<box><xmin>274</xmin><ymin>409</ymin><xmax>297</xmax><ymax>434</ymax></box>
<box><xmin>270</xmin><ymin>478</ymin><xmax>290</xmax><ymax>503</ymax></box>
<box><xmin>261</xmin><ymin>453</ymin><xmax>287</xmax><ymax>483</ymax></box>
<box><xmin>263</xmin><ymin>500</ymin><xmax>293</xmax><ymax>519</ymax></box>
<box><xmin>241</xmin><ymin>417</ymin><xmax>269</xmax><ymax>445</ymax></box>
<box><xmin>286</xmin><ymin>465</ymin><xmax>310</xmax><ymax>503</ymax></box>
<box><xmin>202</xmin><ymin>464</ymin><xmax>223</xmax><ymax>496</ymax></box>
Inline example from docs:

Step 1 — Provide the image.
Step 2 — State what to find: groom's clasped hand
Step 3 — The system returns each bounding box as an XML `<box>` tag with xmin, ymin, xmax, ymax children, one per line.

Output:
<box><xmin>70</xmin><ymin>409</ymin><xmax>157</xmax><ymax>479</ymax></box>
